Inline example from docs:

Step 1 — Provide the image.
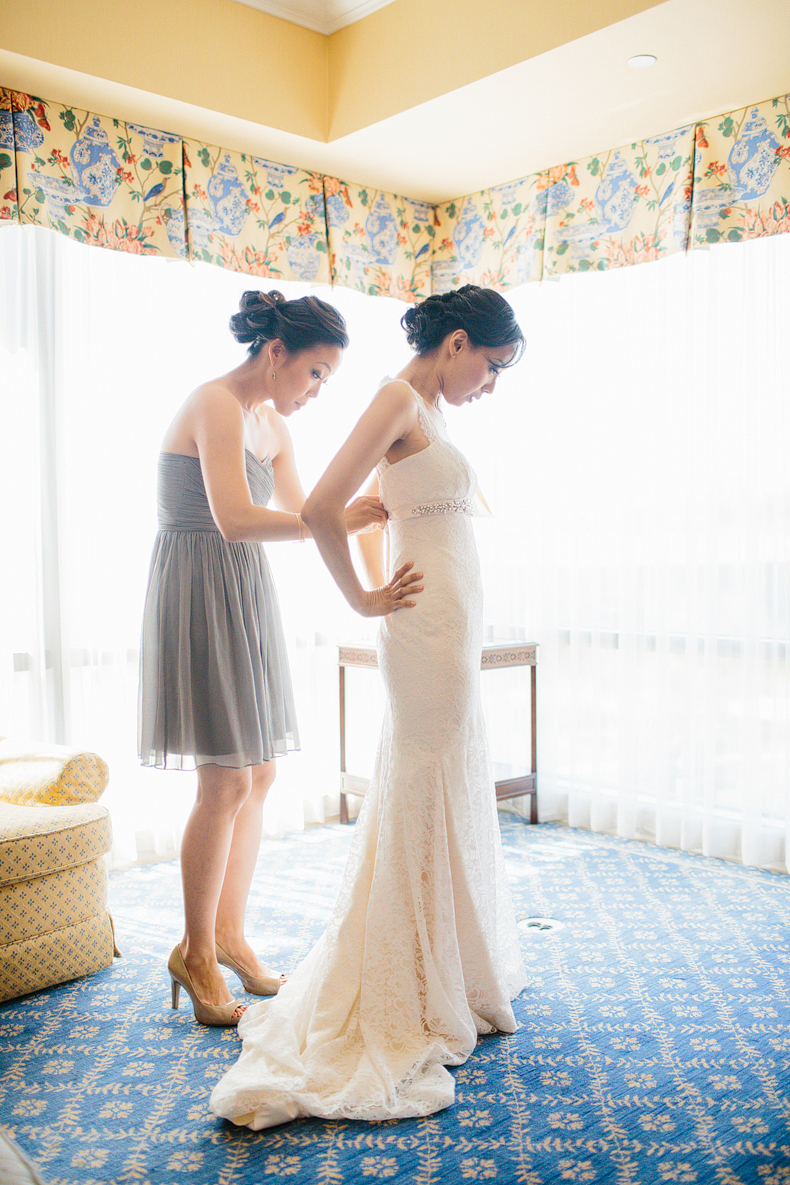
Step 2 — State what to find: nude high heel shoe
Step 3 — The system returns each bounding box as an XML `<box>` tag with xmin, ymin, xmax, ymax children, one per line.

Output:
<box><xmin>215</xmin><ymin>942</ymin><xmax>282</xmax><ymax>996</ymax></box>
<box><xmin>167</xmin><ymin>945</ymin><xmax>245</xmax><ymax>1027</ymax></box>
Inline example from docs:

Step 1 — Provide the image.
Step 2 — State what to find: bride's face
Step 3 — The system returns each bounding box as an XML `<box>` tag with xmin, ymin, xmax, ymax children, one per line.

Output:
<box><xmin>442</xmin><ymin>335</ymin><xmax>518</xmax><ymax>407</ymax></box>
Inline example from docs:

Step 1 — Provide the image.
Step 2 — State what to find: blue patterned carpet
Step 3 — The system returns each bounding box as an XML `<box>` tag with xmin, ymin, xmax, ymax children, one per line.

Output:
<box><xmin>2</xmin><ymin>818</ymin><xmax>790</xmax><ymax>1184</ymax></box>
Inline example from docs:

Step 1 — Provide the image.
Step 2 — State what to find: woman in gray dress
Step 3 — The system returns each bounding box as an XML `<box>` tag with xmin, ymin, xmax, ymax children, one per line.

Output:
<box><xmin>138</xmin><ymin>290</ymin><xmax>394</xmax><ymax>1026</ymax></box>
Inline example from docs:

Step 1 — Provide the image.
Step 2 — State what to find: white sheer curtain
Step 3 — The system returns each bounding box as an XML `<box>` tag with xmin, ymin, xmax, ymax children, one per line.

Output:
<box><xmin>449</xmin><ymin>233</ymin><xmax>790</xmax><ymax>871</ymax></box>
<box><xmin>0</xmin><ymin>223</ymin><xmax>404</xmax><ymax>863</ymax></box>
<box><xmin>1</xmin><ymin>223</ymin><xmax>788</xmax><ymax>870</ymax></box>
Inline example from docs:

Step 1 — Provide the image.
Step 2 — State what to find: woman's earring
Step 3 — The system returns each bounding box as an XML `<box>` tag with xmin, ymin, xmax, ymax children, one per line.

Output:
<box><xmin>272</xmin><ymin>371</ymin><xmax>276</xmax><ymax>380</ymax></box>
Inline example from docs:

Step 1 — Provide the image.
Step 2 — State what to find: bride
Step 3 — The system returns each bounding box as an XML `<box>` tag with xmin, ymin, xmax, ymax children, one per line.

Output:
<box><xmin>210</xmin><ymin>285</ymin><xmax>527</xmax><ymax>1128</ymax></box>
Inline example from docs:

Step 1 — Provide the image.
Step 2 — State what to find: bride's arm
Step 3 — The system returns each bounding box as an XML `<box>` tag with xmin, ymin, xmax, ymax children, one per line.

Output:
<box><xmin>302</xmin><ymin>383</ymin><xmax>423</xmax><ymax>616</ymax></box>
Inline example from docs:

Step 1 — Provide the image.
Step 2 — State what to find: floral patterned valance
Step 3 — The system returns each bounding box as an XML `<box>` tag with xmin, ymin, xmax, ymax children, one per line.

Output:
<box><xmin>542</xmin><ymin>128</ymin><xmax>695</xmax><ymax>278</ymax></box>
<box><xmin>0</xmin><ymin>90</ymin><xmax>18</xmax><ymax>223</ymax></box>
<box><xmin>691</xmin><ymin>94</ymin><xmax>790</xmax><ymax>246</ymax></box>
<box><xmin>6</xmin><ymin>90</ymin><xmax>184</xmax><ymax>256</ymax></box>
<box><xmin>2</xmin><ymin>84</ymin><xmax>789</xmax><ymax>294</ymax></box>
<box><xmin>431</xmin><ymin>173</ymin><xmax>545</xmax><ymax>292</ymax></box>
<box><xmin>325</xmin><ymin>177</ymin><xmax>433</xmax><ymax>302</ymax></box>
<box><xmin>183</xmin><ymin>140</ymin><xmax>329</xmax><ymax>282</ymax></box>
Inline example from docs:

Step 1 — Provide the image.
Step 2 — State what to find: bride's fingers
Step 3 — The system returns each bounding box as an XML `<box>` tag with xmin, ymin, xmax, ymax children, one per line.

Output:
<box><xmin>389</xmin><ymin>566</ymin><xmax>423</xmax><ymax>589</ymax></box>
<box><xmin>390</xmin><ymin>582</ymin><xmax>423</xmax><ymax>599</ymax></box>
<box><xmin>390</xmin><ymin>561</ymin><xmax>413</xmax><ymax>582</ymax></box>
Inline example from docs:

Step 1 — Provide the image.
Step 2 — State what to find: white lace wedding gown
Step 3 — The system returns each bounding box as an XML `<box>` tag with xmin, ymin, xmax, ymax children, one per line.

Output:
<box><xmin>210</xmin><ymin>382</ymin><xmax>526</xmax><ymax>1129</ymax></box>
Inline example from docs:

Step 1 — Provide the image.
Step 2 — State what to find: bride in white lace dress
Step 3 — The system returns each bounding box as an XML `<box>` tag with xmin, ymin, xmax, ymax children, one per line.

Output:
<box><xmin>210</xmin><ymin>285</ymin><xmax>527</xmax><ymax>1128</ymax></box>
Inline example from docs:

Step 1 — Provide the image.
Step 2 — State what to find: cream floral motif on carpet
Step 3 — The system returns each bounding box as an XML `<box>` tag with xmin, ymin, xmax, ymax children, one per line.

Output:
<box><xmin>1</xmin><ymin>819</ymin><xmax>789</xmax><ymax>1184</ymax></box>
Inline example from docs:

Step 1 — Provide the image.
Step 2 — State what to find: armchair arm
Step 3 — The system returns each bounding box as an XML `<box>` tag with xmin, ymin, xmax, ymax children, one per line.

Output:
<box><xmin>0</xmin><ymin>739</ymin><xmax>109</xmax><ymax>806</ymax></box>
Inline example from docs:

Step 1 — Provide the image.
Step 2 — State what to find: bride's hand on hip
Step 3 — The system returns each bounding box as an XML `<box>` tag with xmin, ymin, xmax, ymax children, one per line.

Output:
<box><xmin>360</xmin><ymin>562</ymin><xmax>423</xmax><ymax>617</ymax></box>
<box><xmin>344</xmin><ymin>496</ymin><xmax>388</xmax><ymax>536</ymax></box>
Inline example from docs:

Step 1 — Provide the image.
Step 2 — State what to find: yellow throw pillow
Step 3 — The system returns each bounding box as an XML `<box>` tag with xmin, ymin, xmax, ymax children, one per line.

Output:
<box><xmin>0</xmin><ymin>740</ymin><xmax>109</xmax><ymax>806</ymax></box>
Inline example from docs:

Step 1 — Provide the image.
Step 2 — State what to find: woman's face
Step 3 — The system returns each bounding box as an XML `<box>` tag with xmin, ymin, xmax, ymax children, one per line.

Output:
<box><xmin>269</xmin><ymin>342</ymin><xmax>344</xmax><ymax>416</ymax></box>
<box><xmin>441</xmin><ymin>333</ymin><xmax>518</xmax><ymax>407</ymax></box>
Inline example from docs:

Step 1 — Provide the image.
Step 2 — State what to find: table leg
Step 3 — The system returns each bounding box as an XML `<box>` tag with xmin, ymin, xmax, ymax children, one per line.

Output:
<box><xmin>530</xmin><ymin>664</ymin><xmax>538</xmax><ymax>824</ymax></box>
<box><xmin>339</xmin><ymin>665</ymin><xmax>348</xmax><ymax>825</ymax></box>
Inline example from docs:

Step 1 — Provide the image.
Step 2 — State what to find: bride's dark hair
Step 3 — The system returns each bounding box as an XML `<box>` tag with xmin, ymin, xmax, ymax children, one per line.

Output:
<box><xmin>401</xmin><ymin>285</ymin><xmax>525</xmax><ymax>363</ymax></box>
<box><xmin>229</xmin><ymin>290</ymin><xmax>349</xmax><ymax>356</ymax></box>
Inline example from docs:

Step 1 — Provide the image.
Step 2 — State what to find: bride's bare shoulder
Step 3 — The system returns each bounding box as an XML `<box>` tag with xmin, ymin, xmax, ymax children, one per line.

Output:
<box><xmin>370</xmin><ymin>379</ymin><xmax>419</xmax><ymax>416</ymax></box>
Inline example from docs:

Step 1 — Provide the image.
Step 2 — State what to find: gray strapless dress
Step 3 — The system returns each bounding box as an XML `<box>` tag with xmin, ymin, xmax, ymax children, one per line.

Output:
<box><xmin>137</xmin><ymin>451</ymin><xmax>299</xmax><ymax>770</ymax></box>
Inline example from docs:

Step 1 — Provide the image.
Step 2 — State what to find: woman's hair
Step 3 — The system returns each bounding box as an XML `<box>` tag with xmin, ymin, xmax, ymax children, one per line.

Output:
<box><xmin>401</xmin><ymin>285</ymin><xmax>525</xmax><ymax>364</ymax></box>
<box><xmin>229</xmin><ymin>290</ymin><xmax>349</xmax><ymax>356</ymax></box>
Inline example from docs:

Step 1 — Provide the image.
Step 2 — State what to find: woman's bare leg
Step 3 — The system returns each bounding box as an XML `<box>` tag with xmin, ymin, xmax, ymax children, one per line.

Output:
<box><xmin>179</xmin><ymin>763</ymin><xmax>252</xmax><ymax>1010</ymax></box>
<box><xmin>215</xmin><ymin>761</ymin><xmax>277</xmax><ymax>976</ymax></box>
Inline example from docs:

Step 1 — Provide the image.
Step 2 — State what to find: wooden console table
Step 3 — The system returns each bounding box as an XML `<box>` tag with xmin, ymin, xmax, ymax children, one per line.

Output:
<box><xmin>338</xmin><ymin>641</ymin><xmax>538</xmax><ymax>825</ymax></box>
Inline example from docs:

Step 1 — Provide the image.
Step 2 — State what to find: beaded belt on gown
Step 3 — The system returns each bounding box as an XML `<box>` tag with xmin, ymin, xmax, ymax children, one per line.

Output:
<box><xmin>388</xmin><ymin>498</ymin><xmax>474</xmax><ymax>522</ymax></box>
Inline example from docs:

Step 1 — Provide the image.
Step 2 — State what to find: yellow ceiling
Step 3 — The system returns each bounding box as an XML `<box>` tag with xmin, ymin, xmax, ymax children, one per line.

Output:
<box><xmin>2</xmin><ymin>0</ymin><xmax>790</xmax><ymax>202</ymax></box>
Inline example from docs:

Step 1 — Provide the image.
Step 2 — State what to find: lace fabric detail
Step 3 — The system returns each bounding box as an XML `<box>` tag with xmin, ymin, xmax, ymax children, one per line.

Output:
<box><xmin>376</xmin><ymin>378</ymin><xmax>443</xmax><ymax>474</ymax></box>
<box><xmin>210</xmin><ymin>373</ymin><xmax>527</xmax><ymax>1130</ymax></box>
<box><xmin>412</xmin><ymin>390</ymin><xmax>444</xmax><ymax>442</ymax></box>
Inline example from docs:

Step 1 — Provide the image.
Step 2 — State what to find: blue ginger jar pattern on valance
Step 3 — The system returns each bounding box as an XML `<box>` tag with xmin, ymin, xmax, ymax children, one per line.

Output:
<box><xmin>646</xmin><ymin>130</ymin><xmax>683</xmax><ymax>162</ymax></box>
<box><xmin>672</xmin><ymin>192</ymin><xmax>692</xmax><ymax>249</ymax></box>
<box><xmin>344</xmin><ymin>243</ymin><xmax>370</xmax><ymax>286</ymax></box>
<box><xmin>516</xmin><ymin>241</ymin><xmax>536</xmax><ymax>285</ymax></box>
<box><xmin>691</xmin><ymin>184</ymin><xmax>731</xmax><ymax>230</ymax></box>
<box><xmin>545</xmin><ymin>181</ymin><xmax>574</xmax><ymax>218</ymax></box>
<box><xmin>431</xmin><ymin>258</ymin><xmax>458</xmax><ymax>292</ymax></box>
<box><xmin>207</xmin><ymin>154</ymin><xmax>249</xmax><ymax>236</ymax></box>
<box><xmin>188</xmin><ymin>208</ymin><xmax>216</xmax><ymax>250</ymax></box>
<box><xmin>409</xmin><ymin>199</ymin><xmax>432</xmax><ymax>224</ymax></box>
<box><xmin>453</xmin><ymin>198</ymin><xmax>485</xmax><ymax>268</ymax></box>
<box><xmin>326</xmin><ymin>192</ymin><xmax>350</xmax><ymax>227</ymax></box>
<box><xmin>727</xmin><ymin>107</ymin><xmax>782</xmax><ymax>201</ymax></box>
<box><xmin>366</xmin><ymin>193</ymin><xmax>398</xmax><ymax>264</ymax></box>
<box><xmin>1</xmin><ymin>105</ymin><xmax>14</xmax><ymax>154</ymax></box>
<box><xmin>286</xmin><ymin>233</ymin><xmax>322</xmax><ymax>280</ymax></box>
<box><xmin>13</xmin><ymin>110</ymin><xmax>45</xmax><ymax>155</ymax></box>
<box><xmin>29</xmin><ymin>172</ymin><xmax>87</xmax><ymax>219</ymax></box>
<box><xmin>126</xmin><ymin>124</ymin><xmax>180</xmax><ymax>160</ymax></box>
<box><xmin>595</xmin><ymin>151</ymin><xmax>638</xmax><ymax>232</ymax></box>
<box><xmin>69</xmin><ymin>117</ymin><xmax>121</xmax><ymax>207</ymax></box>
<box><xmin>162</xmin><ymin>206</ymin><xmax>187</xmax><ymax>257</ymax></box>
<box><xmin>259</xmin><ymin>159</ymin><xmax>299</xmax><ymax>189</ymax></box>
<box><xmin>493</xmin><ymin>181</ymin><xmax>523</xmax><ymax>208</ymax></box>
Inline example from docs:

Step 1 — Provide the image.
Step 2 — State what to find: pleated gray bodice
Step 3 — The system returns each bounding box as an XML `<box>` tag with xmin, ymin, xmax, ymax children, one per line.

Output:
<box><xmin>157</xmin><ymin>450</ymin><xmax>274</xmax><ymax>531</ymax></box>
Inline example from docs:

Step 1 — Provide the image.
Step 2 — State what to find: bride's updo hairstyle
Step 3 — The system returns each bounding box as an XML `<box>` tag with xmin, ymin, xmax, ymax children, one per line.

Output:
<box><xmin>401</xmin><ymin>285</ymin><xmax>525</xmax><ymax>364</ymax></box>
<box><xmin>229</xmin><ymin>290</ymin><xmax>349</xmax><ymax>357</ymax></box>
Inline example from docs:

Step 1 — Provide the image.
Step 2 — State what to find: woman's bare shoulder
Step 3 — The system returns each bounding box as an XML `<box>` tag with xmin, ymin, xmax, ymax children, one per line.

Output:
<box><xmin>187</xmin><ymin>376</ymin><xmax>240</xmax><ymax>410</ymax></box>
<box><xmin>161</xmin><ymin>379</ymin><xmax>243</xmax><ymax>454</ymax></box>
<box><xmin>374</xmin><ymin>377</ymin><xmax>418</xmax><ymax>403</ymax></box>
<box><xmin>368</xmin><ymin>379</ymin><xmax>419</xmax><ymax>423</ymax></box>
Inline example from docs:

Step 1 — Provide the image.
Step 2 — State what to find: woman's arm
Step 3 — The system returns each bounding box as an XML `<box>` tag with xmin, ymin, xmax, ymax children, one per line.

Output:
<box><xmin>354</xmin><ymin>472</ymin><xmax>387</xmax><ymax>588</ymax></box>
<box><xmin>192</xmin><ymin>384</ymin><xmax>307</xmax><ymax>542</ymax></box>
<box><xmin>302</xmin><ymin>383</ymin><xmax>423</xmax><ymax>616</ymax></box>
<box><xmin>188</xmin><ymin>384</ymin><xmax>384</xmax><ymax>543</ymax></box>
<box><xmin>269</xmin><ymin>414</ymin><xmax>307</xmax><ymax>514</ymax></box>
<box><xmin>268</xmin><ymin>410</ymin><xmax>387</xmax><ymax>538</ymax></box>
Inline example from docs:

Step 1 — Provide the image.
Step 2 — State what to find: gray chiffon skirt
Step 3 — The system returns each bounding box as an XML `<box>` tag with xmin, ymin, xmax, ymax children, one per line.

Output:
<box><xmin>138</xmin><ymin>528</ymin><xmax>299</xmax><ymax>770</ymax></box>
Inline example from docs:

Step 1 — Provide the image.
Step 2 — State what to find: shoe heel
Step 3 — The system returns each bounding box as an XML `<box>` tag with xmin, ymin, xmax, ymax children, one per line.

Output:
<box><xmin>166</xmin><ymin>944</ymin><xmax>243</xmax><ymax>1026</ymax></box>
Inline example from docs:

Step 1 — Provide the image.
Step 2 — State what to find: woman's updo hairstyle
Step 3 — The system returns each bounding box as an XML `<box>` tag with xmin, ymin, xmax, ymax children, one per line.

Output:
<box><xmin>229</xmin><ymin>290</ymin><xmax>349</xmax><ymax>357</ymax></box>
<box><xmin>401</xmin><ymin>285</ymin><xmax>525</xmax><ymax>364</ymax></box>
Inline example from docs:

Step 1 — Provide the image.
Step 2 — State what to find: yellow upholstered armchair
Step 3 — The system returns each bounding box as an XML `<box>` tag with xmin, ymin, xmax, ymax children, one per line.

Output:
<box><xmin>0</xmin><ymin>738</ymin><xmax>119</xmax><ymax>1002</ymax></box>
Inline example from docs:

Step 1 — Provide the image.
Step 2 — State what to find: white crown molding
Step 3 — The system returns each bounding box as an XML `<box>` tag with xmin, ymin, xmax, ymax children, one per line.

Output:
<box><xmin>230</xmin><ymin>0</ymin><xmax>397</xmax><ymax>35</ymax></box>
